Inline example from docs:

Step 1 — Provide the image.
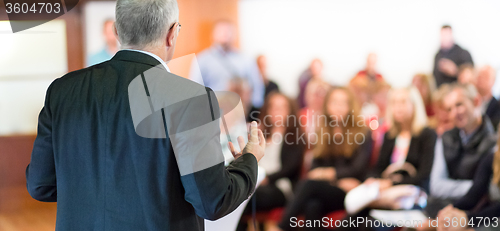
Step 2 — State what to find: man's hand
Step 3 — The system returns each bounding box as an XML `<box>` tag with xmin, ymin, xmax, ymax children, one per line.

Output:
<box><xmin>437</xmin><ymin>205</ymin><xmax>470</xmax><ymax>231</ymax></box>
<box><xmin>438</xmin><ymin>58</ymin><xmax>458</xmax><ymax>77</ymax></box>
<box><xmin>228</xmin><ymin>121</ymin><xmax>266</xmax><ymax>162</ymax></box>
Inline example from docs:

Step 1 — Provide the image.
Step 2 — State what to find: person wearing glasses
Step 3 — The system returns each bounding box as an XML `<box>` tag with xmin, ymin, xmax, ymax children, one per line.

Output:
<box><xmin>25</xmin><ymin>0</ymin><xmax>266</xmax><ymax>230</ymax></box>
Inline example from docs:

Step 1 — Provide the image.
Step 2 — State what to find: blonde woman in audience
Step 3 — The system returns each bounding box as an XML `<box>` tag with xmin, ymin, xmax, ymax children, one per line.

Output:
<box><xmin>366</xmin><ymin>87</ymin><xmax>437</xmax><ymax>204</ymax></box>
<box><xmin>333</xmin><ymin>87</ymin><xmax>436</xmax><ymax>231</ymax></box>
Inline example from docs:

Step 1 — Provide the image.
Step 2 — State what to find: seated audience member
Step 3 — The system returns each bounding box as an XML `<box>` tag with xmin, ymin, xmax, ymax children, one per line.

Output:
<box><xmin>368</xmin><ymin>86</ymin><xmax>436</xmax><ymax>198</ymax></box>
<box><xmin>297</xmin><ymin>59</ymin><xmax>324</xmax><ymax>108</ymax></box>
<box><xmin>349</xmin><ymin>53</ymin><xmax>388</xmax><ymax>120</ymax></box>
<box><xmin>429</xmin><ymin>84</ymin><xmax>454</xmax><ymax>136</ymax></box>
<box><xmin>237</xmin><ymin>92</ymin><xmax>306</xmax><ymax>231</ymax></box>
<box><xmin>368</xmin><ymin>81</ymin><xmax>392</xmax><ymax>166</ymax></box>
<box><xmin>413</xmin><ymin>73</ymin><xmax>436</xmax><ymax>117</ymax></box>
<box><xmin>427</xmin><ymin>84</ymin><xmax>497</xmax><ymax>218</ymax></box>
<box><xmin>227</xmin><ymin>77</ymin><xmax>258</xmax><ymax>122</ymax></box>
<box><xmin>300</xmin><ymin>79</ymin><xmax>331</xmax><ymax>137</ymax></box>
<box><xmin>257</xmin><ymin>55</ymin><xmax>280</xmax><ymax>97</ymax></box>
<box><xmin>436</xmin><ymin>129</ymin><xmax>500</xmax><ymax>231</ymax></box>
<box><xmin>457</xmin><ymin>64</ymin><xmax>475</xmax><ymax>85</ymax></box>
<box><xmin>335</xmin><ymin>87</ymin><xmax>435</xmax><ymax>231</ymax></box>
<box><xmin>299</xmin><ymin>79</ymin><xmax>331</xmax><ymax>173</ymax></box>
<box><xmin>276</xmin><ymin>87</ymin><xmax>373</xmax><ymax>231</ymax></box>
<box><xmin>475</xmin><ymin>65</ymin><xmax>500</xmax><ymax>130</ymax></box>
<box><xmin>370</xmin><ymin>81</ymin><xmax>392</xmax><ymax>121</ymax></box>
<box><xmin>353</xmin><ymin>53</ymin><xmax>384</xmax><ymax>82</ymax></box>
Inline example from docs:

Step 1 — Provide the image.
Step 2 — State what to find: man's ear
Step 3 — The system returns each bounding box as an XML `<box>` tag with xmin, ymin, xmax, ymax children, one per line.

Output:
<box><xmin>166</xmin><ymin>23</ymin><xmax>177</xmax><ymax>47</ymax></box>
<box><xmin>113</xmin><ymin>23</ymin><xmax>120</xmax><ymax>42</ymax></box>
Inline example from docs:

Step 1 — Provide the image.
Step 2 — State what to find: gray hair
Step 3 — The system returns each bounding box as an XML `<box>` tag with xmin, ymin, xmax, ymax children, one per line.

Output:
<box><xmin>115</xmin><ymin>0</ymin><xmax>179</xmax><ymax>49</ymax></box>
<box><xmin>447</xmin><ymin>83</ymin><xmax>478</xmax><ymax>101</ymax></box>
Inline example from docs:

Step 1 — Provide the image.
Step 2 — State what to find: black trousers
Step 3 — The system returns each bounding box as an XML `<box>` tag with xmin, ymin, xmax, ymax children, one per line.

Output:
<box><xmin>278</xmin><ymin>180</ymin><xmax>347</xmax><ymax>231</ymax></box>
<box><xmin>236</xmin><ymin>184</ymin><xmax>287</xmax><ymax>231</ymax></box>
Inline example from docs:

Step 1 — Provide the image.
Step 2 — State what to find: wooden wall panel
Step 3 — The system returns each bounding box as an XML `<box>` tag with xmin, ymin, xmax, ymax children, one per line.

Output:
<box><xmin>175</xmin><ymin>0</ymin><xmax>239</xmax><ymax>58</ymax></box>
<box><xmin>0</xmin><ymin>136</ymin><xmax>36</xmax><ymax>189</ymax></box>
<box><xmin>62</xmin><ymin>7</ymin><xmax>84</xmax><ymax>73</ymax></box>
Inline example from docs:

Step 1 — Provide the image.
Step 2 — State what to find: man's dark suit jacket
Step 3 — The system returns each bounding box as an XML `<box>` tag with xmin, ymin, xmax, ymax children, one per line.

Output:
<box><xmin>26</xmin><ymin>50</ymin><xmax>258</xmax><ymax>230</ymax></box>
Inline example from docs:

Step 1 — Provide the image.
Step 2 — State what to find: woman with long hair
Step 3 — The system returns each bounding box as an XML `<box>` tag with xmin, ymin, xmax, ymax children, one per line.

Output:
<box><xmin>335</xmin><ymin>87</ymin><xmax>437</xmax><ymax>231</ymax></box>
<box><xmin>367</xmin><ymin>87</ymin><xmax>437</xmax><ymax>193</ymax></box>
<box><xmin>237</xmin><ymin>92</ymin><xmax>306</xmax><ymax>231</ymax></box>
<box><xmin>258</xmin><ymin>92</ymin><xmax>306</xmax><ymax>191</ymax></box>
<box><xmin>276</xmin><ymin>87</ymin><xmax>373</xmax><ymax>231</ymax></box>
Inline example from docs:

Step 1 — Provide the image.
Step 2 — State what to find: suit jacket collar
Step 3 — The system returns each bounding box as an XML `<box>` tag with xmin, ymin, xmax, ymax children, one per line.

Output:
<box><xmin>111</xmin><ymin>50</ymin><xmax>167</xmax><ymax>71</ymax></box>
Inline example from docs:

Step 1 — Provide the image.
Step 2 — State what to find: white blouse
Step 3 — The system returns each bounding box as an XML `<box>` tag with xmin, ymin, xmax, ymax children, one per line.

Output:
<box><xmin>259</xmin><ymin>136</ymin><xmax>293</xmax><ymax>199</ymax></box>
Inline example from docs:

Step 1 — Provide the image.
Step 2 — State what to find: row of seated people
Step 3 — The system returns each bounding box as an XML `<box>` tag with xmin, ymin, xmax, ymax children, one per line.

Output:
<box><xmin>236</xmin><ymin>80</ymin><xmax>500</xmax><ymax>231</ymax></box>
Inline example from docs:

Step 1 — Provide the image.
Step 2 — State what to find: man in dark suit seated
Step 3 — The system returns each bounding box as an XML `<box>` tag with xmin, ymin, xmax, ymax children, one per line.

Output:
<box><xmin>25</xmin><ymin>0</ymin><xmax>266</xmax><ymax>230</ymax></box>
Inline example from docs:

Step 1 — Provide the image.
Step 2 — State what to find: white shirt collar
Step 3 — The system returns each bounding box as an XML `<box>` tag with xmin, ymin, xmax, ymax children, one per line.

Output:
<box><xmin>121</xmin><ymin>49</ymin><xmax>170</xmax><ymax>72</ymax></box>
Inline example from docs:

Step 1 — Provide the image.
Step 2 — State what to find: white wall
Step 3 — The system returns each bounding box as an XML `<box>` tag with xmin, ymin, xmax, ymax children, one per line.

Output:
<box><xmin>0</xmin><ymin>20</ymin><xmax>67</xmax><ymax>79</ymax></box>
<box><xmin>0</xmin><ymin>80</ymin><xmax>54</xmax><ymax>135</ymax></box>
<box><xmin>0</xmin><ymin>20</ymin><xmax>67</xmax><ymax>135</ymax></box>
<box><xmin>238</xmin><ymin>0</ymin><xmax>500</xmax><ymax>98</ymax></box>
